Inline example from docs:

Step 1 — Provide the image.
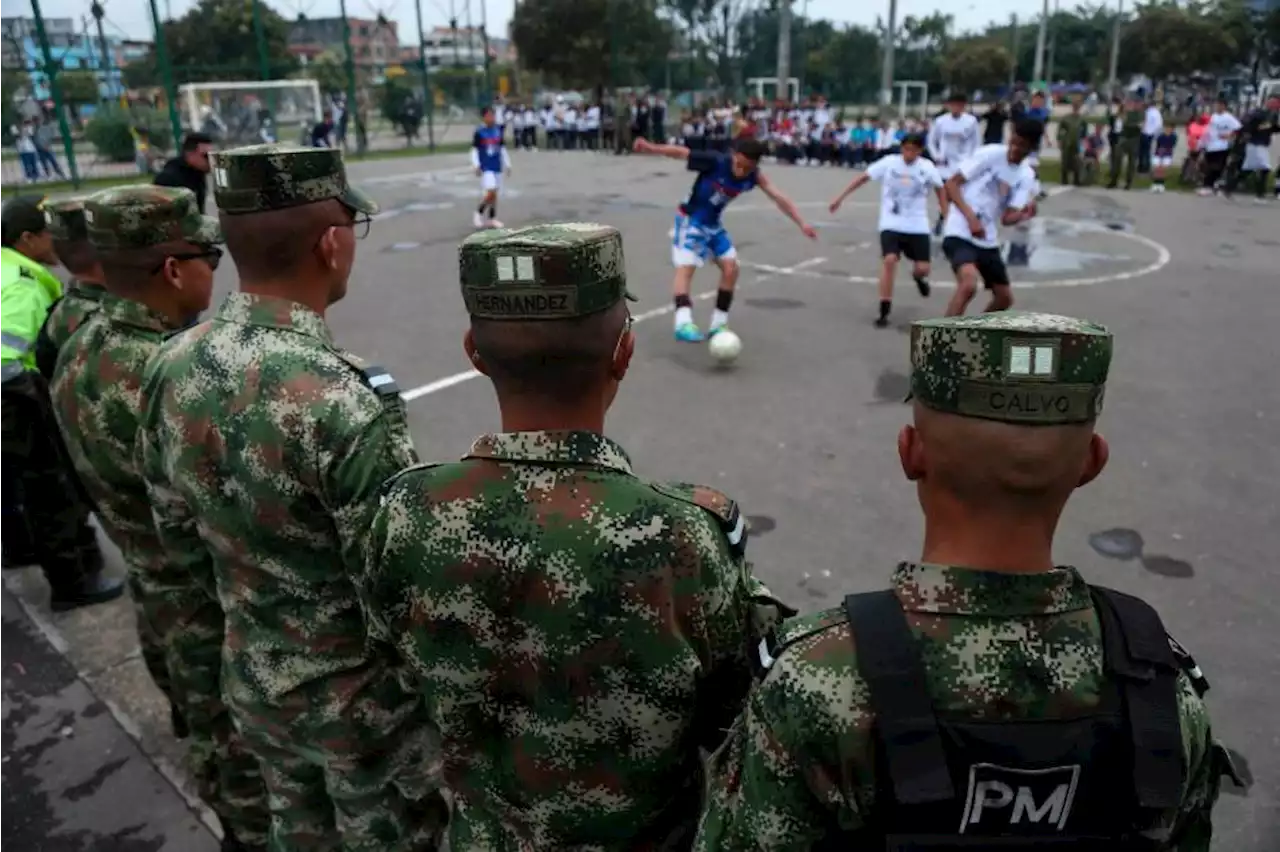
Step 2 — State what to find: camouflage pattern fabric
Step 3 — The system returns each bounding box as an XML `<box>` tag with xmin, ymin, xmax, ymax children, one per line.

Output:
<box><xmin>210</xmin><ymin>144</ymin><xmax>378</xmax><ymax>215</ymax></box>
<box><xmin>49</xmin><ymin>296</ymin><xmax>270</xmax><ymax>848</ymax></box>
<box><xmin>909</xmin><ymin>311</ymin><xmax>1111</xmax><ymax>424</ymax></box>
<box><xmin>43</xmin><ymin>196</ymin><xmax>90</xmax><ymax>241</ymax></box>
<box><xmin>84</xmin><ymin>185</ymin><xmax>221</xmax><ymax>250</ymax></box>
<box><xmin>36</xmin><ymin>282</ymin><xmax>111</xmax><ymax>380</ymax></box>
<box><xmin>459</xmin><ymin>222</ymin><xmax>635</xmax><ymax>320</ymax></box>
<box><xmin>138</xmin><ymin>291</ymin><xmax>444</xmax><ymax>851</ymax></box>
<box><xmin>693</xmin><ymin>563</ymin><xmax>1223</xmax><ymax>851</ymax></box>
<box><xmin>361</xmin><ymin>429</ymin><xmax>793</xmax><ymax>850</ymax></box>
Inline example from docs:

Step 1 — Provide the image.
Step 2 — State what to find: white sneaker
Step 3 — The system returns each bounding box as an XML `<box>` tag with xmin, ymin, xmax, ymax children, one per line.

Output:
<box><xmin>488</xmin><ymin>218</ymin><xmax>504</xmax><ymax>229</ymax></box>
<box><xmin>1149</xmin><ymin>184</ymin><xmax>1160</xmax><ymax>193</ymax></box>
<box><xmin>472</xmin><ymin>211</ymin><xmax>485</xmax><ymax>228</ymax></box>
<box><xmin>1196</xmin><ymin>187</ymin><xmax>1212</xmax><ymax>197</ymax></box>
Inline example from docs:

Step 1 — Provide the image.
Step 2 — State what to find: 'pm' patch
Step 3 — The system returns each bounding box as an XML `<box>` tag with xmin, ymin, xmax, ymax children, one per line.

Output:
<box><xmin>958</xmin><ymin>763</ymin><xmax>1081</xmax><ymax>834</ymax></box>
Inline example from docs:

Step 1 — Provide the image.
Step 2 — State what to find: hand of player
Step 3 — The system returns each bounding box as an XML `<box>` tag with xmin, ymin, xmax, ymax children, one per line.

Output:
<box><xmin>967</xmin><ymin>214</ymin><xmax>986</xmax><ymax>239</ymax></box>
<box><xmin>828</xmin><ymin>198</ymin><xmax>842</xmax><ymax>214</ymax></box>
<box><xmin>633</xmin><ymin>137</ymin><xmax>651</xmax><ymax>153</ymax></box>
<box><xmin>800</xmin><ymin>222</ymin><xmax>818</xmax><ymax>240</ymax></box>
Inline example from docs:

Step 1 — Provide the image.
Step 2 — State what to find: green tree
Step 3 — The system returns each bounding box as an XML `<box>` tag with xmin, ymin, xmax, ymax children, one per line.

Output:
<box><xmin>57</xmin><ymin>70</ymin><xmax>101</xmax><ymax>113</ymax></box>
<box><xmin>942</xmin><ymin>40</ymin><xmax>1014</xmax><ymax>93</ymax></box>
<box><xmin>512</xmin><ymin>0</ymin><xmax>675</xmax><ymax>89</ymax></box>
<box><xmin>302</xmin><ymin>52</ymin><xmax>349</xmax><ymax>96</ymax></box>
<box><xmin>161</xmin><ymin>0</ymin><xmax>298</xmax><ymax>81</ymax></box>
<box><xmin>1120</xmin><ymin>1</ymin><xmax>1243</xmax><ymax>81</ymax></box>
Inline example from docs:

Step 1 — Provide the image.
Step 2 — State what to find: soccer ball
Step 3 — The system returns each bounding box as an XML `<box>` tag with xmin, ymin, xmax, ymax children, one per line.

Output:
<box><xmin>708</xmin><ymin>330</ymin><xmax>742</xmax><ymax>365</ymax></box>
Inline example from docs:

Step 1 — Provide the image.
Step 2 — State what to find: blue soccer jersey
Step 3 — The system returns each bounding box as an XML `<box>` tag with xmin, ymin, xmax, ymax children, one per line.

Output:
<box><xmin>473</xmin><ymin>125</ymin><xmax>505</xmax><ymax>173</ymax></box>
<box><xmin>678</xmin><ymin>150</ymin><xmax>758</xmax><ymax>229</ymax></box>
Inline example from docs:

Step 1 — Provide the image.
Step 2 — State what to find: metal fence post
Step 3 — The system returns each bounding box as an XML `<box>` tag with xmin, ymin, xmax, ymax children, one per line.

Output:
<box><xmin>338</xmin><ymin>0</ymin><xmax>366</xmax><ymax>155</ymax></box>
<box><xmin>414</xmin><ymin>0</ymin><xmax>436</xmax><ymax>150</ymax></box>
<box><xmin>148</xmin><ymin>0</ymin><xmax>183</xmax><ymax>148</ymax></box>
<box><xmin>30</xmin><ymin>0</ymin><xmax>80</xmax><ymax>187</ymax></box>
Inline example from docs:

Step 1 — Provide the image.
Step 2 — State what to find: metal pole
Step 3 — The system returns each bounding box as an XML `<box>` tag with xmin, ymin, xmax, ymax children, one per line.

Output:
<box><xmin>795</xmin><ymin>0</ymin><xmax>809</xmax><ymax>99</ymax></box>
<box><xmin>414</xmin><ymin>0</ymin><xmax>436</xmax><ymax>150</ymax></box>
<box><xmin>480</xmin><ymin>0</ymin><xmax>492</xmax><ymax>102</ymax></box>
<box><xmin>30</xmin><ymin>0</ymin><xmax>79</xmax><ymax>186</ymax></box>
<box><xmin>252</xmin><ymin>0</ymin><xmax>271</xmax><ymax>80</ymax></box>
<box><xmin>464</xmin><ymin>0</ymin><xmax>478</xmax><ymax>109</ymax></box>
<box><xmin>1031</xmin><ymin>0</ymin><xmax>1049</xmax><ymax>87</ymax></box>
<box><xmin>338</xmin><ymin>0</ymin><xmax>365</xmax><ymax>154</ymax></box>
<box><xmin>148</xmin><ymin>0</ymin><xmax>183</xmax><ymax>150</ymax></box>
<box><xmin>1009</xmin><ymin>14</ymin><xmax>1019</xmax><ymax>90</ymax></box>
<box><xmin>776</xmin><ymin>0</ymin><xmax>791</xmax><ymax>102</ymax></box>
<box><xmin>1107</xmin><ymin>0</ymin><xmax>1123</xmax><ymax>101</ymax></box>
<box><xmin>450</xmin><ymin>5</ymin><xmax>461</xmax><ymax>69</ymax></box>
<box><xmin>89</xmin><ymin>3</ymin><xmax>115</xmax><ymax>101</ymax></box>
<box><xmin>1045</xmin><ymin>0</ymin><xmax>1058</xmax><ymax>84</ymax></box>
<box><xmin>879</xmin><ymin>0</ymin><xmax>897</xmax><ymax>108</ymax></box>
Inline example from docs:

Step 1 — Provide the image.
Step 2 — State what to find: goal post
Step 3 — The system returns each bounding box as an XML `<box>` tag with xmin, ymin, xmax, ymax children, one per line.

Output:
<box><xmin>894</xmin><ymin>81</ymin><xmax>929</xmax><ymax>119</ymax></box>
<box><xmin>179</xmin><ymin>79</ymin><xmax>323</xmax><ymax>146</ymax></box>
<box><xmin>746</xmin><ymin>76</ymin><xmax>800</xmax><ymax>104</ymax></box>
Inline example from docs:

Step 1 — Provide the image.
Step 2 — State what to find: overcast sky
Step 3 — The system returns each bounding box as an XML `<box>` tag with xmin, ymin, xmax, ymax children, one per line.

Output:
<box><xmin>16</xmin><ymin>0</ymin><xmax>1081</xmax><ymax>44</ymax></box>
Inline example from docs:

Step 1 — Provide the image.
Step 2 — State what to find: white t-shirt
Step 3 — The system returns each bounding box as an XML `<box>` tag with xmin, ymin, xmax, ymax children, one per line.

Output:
<box><xmin>943</xmin><ymin>144</ymin><xmax>1036</xmax><ymax>249</ymax></box>
<box><xmin>586</xmin><ymin>105</ymin><xmax>601</xmax><ymax>130</ymax></box>
<box><xmin>866</xmin><ymin>154</ymin><xmax>945</xmax><ymax>236</ymax></box>
<box><xmin>1143</xmin><ymin>106</ymin><xmax>1164</xmax><ymax>136</ymax></box>
<box><xmin>927</xmin><ymin>112</ymin><xmax>980</xmax><ymax>169</ymax></box>
<box><xmin>1203</xmin><ymin>111</ymin><xmax>1241</xmax><ymax>152</ymax></box>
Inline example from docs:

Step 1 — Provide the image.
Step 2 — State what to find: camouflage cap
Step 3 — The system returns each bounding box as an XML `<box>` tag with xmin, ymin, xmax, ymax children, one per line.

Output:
<box><xmin>84</xmin><ymin>185</ymin><xmax>222</xmax><ymax>251</ymax></box>
<box><xmin>909</xmin><ymin>312</ymin><xmax>1111</xmax><ymax>425</ymax></box>
<box><xmin>459</xmin><ymin>222</ymin><xmax>636</xmax><ymax>320</ymax></box>
<box><xmin>43</xmin><ymin>197</ymin><xmax>91</xmax><ymax>241</ymax></box>
<box><xmin>210</xmin><ymin>143</ymin><xmax>378</xmax><ymax>216</ymax></box>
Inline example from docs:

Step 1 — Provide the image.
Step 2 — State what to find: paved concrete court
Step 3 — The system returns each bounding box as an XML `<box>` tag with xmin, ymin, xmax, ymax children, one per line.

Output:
<box><xmin>5</xmin><ymin>147</ymin><xmax>1276</xmax><ymax>848</ymax></box>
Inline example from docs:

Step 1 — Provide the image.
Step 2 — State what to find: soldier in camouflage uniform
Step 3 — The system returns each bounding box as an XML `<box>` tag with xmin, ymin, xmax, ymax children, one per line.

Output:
<box><xmin>361</xmin><ymin>222</ymin><xmax>792</xmax><ymax>850</ymax></box>
<box><xmin>50</xmin><ymin>185</ymin><xmax>271</xmax><ymax>851</ymax></box>
<box><xmin>1108</xmin><ymin>94</ymin><xmax>1144</xmax><ymax>190</ymax></box>
<box><xmin>33</xmin><ymin>198</ymin><xmax>111</xmax><ymax>380</ymax></box>
<box><xmin>1056</xmin><ymin>95</ymin><xmax>1086</xmax><ymax>186</ymax></box>
<box><xmin>138</xmin><ymin>144</ymin><xmax>446</xmax><ymax>851</ymax></box>
<box><xmin>695</xmin><ymin>312</ymin><xmax>1234</xmax><ymax>850</ymax></box>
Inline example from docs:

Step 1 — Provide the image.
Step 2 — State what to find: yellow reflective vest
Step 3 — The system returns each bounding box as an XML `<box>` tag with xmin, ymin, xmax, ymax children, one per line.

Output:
<box><xmin>1</xmin><ymin>247</ymin><xmax>63</xmax><ymax>383</ymax></box>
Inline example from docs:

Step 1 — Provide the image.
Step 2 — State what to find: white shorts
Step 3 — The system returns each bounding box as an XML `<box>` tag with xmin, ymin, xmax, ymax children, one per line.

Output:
<box><xmin>935</xmin><ymin>163</ymin><xmax>959</xmax><ymax>181</ymax></box>
<box><xmin>1152</xmin><ymin>156</ymin><xmax>1173</xmax><ymax>168</ymax></box>
<box><xmin>481</xmin><ymin>171</ymin><xmax>502</xmax><ymax>192</ymax></box>
<box><xmin>1243</xmin><ymin>144</ymin><xmax>1272</xmax><ymax>172</ymax></box>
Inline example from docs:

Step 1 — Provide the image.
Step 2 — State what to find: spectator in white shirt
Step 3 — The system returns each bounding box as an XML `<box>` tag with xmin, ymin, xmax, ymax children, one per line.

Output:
<box><xmin>1140</xmin><ymin>101</ymin><xmax>1164</xmax><ymax>173</ymax></box>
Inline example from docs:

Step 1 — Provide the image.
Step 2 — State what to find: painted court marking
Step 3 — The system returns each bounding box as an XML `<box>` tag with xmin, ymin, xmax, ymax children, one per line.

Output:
<box><xmin>399</xmin><ymin>256</ymin><xmax>830</xmax><ymax>402</ymax></box>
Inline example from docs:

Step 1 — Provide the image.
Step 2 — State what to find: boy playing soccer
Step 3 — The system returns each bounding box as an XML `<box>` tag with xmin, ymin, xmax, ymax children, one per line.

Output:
<box><xmin>472</xmin><ymin>106</ymin><xmax>512</xmax><ymax>228</ymax></box>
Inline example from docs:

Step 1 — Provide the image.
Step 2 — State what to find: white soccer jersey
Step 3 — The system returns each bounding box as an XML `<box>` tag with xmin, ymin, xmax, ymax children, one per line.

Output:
<box><xmin>928</xmin><ymin>112</ymin><xmax>980</xmax><ymax>174</ymax></box>
<box><xmin>943</xmin><ymin>144</ymin><xmax>1036</xmax><ymax>249</ymax></box>
<box><xmin>866</xmin><ymin>154</ymin><xmax>945</xmax><ymax>236</ymax></box>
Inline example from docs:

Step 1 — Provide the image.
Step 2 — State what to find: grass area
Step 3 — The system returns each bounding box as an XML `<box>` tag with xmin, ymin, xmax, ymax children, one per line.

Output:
<box><xmin>2</xmin><ymin>141</ymin><xmax>473</xmax><ymax>199</ymax></box>
<box><xmin>1035</xmin><ymin>158</ymin><xmax>1207</xmax><ymax>194</ymax></box>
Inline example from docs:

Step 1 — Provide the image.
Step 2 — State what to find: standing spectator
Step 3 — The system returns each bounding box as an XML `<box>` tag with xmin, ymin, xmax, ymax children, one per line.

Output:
<box><xmin>310</xmin><ymin>110</ymin><xmax>335</xmax><ymax>148</ymax></box>
<box><xmin>634</xmin><ymin>95</ymin><xmax>651</xmax><ymax>142</ymax></box>
<box><xmin>982</xmin><ymin>102</ymin><xmax>1007</xmax><ymax>145</ymax></box>
<box><xmin>651</xmin><ymin>95</ymin><xmax>667</xmax><ymax>143</ymax></box>
<box><xmin>1225</xmin><ymin>92</ymin><xmax>1278</xmax><ymax>202</ymax></box>
<box><xmin>153</xmin><ymin>132</ymin><xmax>214</xmax><ymax>212</ymax></box>
<box><xmin>33</xmin><ymin>119</ymin><xmax>65</xmax><ymax>180</ymax></box>
<box><xmin>13</xmin><ymin>121</ymin><xmax>39</xmax><ymax>181</ymax></box>
<box><xmin>1198</xmin><ymin>97</ymin><xmax>1240</xmax><ymax>196</ymax></box>
<box><xmin>1140</xmin><ymin>100</ymin><xmax>1163</xmax><ymax>173</ymax></box>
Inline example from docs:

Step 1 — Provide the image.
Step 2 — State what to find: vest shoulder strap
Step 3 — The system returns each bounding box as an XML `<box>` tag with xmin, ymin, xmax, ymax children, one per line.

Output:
<box><xmin>1089</xmin><ymin>586</ymin><xmax>1184</xmax><ymax>811</ymax></box>
<box><xmin>845</xmin><ymin>590</ymin><xmax>955</xmax><ymax>806</ymax></box>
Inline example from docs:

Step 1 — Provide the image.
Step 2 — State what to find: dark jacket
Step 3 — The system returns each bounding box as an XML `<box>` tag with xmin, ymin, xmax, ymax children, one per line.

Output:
<box><xmin>153</xmin><ymin>156</ymin><xmax>208</xmax><ymax>212</ymax></box>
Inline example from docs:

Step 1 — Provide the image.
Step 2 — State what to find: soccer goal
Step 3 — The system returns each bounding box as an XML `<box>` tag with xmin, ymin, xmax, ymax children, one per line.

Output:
<box><xmin>893</xmin><ymin>81</ymin><xmax>930</xmax><ymax>119</ymax></box>
<box><xmin>747</xmin><ymin>76</ymin><xmax>800</xmax><ymax>104</ymax></box>
<box><xmin>180</xmin><ymin>79</ymin><xmax>323</xmax><ymax>147</ymax></box>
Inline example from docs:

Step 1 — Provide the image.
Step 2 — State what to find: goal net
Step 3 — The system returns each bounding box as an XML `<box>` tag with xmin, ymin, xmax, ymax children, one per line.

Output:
<box><xmin>180</xmin><ymin>80</ymin><xmax>323</xmax><ymax>147</ymax></box>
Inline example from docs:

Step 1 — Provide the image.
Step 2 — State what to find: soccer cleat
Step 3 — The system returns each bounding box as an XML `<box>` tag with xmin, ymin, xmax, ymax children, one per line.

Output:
<box><xmin>674</xmin><ymin>322</ymin><xmax>706</xmax><ymax>342</ymax></box>
<box><xmin>472</xmin><ymin>211</ymin><xmax>485</xmax><ymax>228</ymax></box>
<box><xmin>873</xmin><ymin>316</ymin><xmax>890</xmax><ymax>328</ymax></box>
<box><xmin>914</xmin><ymin>276</ymin><xmax>931</xmax><ymax>297</ymax></box>
<box><xmin>488</xmin><ymin>218</ymin><xmax>505</xmax><ymax>228</ymax></box>
<box><xmin>707</xmin><ymin>324</ymin><xmax>728</xmax><ymax>338</ymax></box>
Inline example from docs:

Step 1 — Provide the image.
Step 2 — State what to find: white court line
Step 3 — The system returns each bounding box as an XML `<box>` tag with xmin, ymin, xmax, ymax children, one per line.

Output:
<box><xmin>400</xmin><ymin>256</ymin><xmax>829</xmax><ymax>403</ymax></box>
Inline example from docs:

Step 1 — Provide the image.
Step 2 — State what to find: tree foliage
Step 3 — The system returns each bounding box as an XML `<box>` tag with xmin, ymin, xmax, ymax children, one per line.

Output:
<box><xmin>57</xmin><ymin>70</ymin><xmax>101</xmax><ymax>110</ymax></box>
<box><xmin>941</xmin><ymin>42</ymin><xmax>1014</xmax><ymax>93</ymax></box>
<box><xmin>125</xmin><ymin>0</ymin><xmax>298</xmax><ymax>85</ymax></box>
<box><xmin>511</xmin><ymin>0</ymin><xmax>675</xmax><ymax>89</ymax></box>
<box><xmin>302</xmin><ymin>52</ymin><xmax>349</xmax><ymax>95</ymax></box>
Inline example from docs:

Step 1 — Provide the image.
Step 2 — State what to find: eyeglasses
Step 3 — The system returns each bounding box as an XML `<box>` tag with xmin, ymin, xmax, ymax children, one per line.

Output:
<box><xmin>333</xmin><ymin>214</ymin><xmax>372</xmax><ymax>240</ymax></box>
<box><xmin>151</xmin><ymin>246</ymin><xmax>223</xmax><ymax>273</ymax></box>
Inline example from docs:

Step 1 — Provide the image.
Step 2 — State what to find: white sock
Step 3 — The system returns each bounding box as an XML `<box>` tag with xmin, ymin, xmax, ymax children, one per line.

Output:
<box><xmin>675</xmin><ymin>306</ymin><xmax>693</xmax><ymax>328</ymax></box>
<box><xmin>710</xmin><ymin>309</ymin><xmax>730</xmax><ymax>330</ymax></box>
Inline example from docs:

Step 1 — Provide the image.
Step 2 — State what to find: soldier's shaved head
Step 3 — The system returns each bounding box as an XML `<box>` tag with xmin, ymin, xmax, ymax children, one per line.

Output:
<box><xmin>219</xmin><ymin>198</ymin><xmax>349</xmax><ymax>280</ymax></box>
<box><xmin>469</xmin><ymin>300</ymin><xmax>632</xmax><ymax>405</ymax></box>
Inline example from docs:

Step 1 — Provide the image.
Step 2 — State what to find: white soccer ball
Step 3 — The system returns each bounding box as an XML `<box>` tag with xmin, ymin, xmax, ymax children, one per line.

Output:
<box><xmin>708</xmin><ymin>330</ymin><xmax>742</xmax><ymax>365</ymax></box>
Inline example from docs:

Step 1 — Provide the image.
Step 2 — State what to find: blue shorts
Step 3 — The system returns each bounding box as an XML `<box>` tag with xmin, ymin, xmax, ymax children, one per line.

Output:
<box><xmin>671</xmin><ymin>213</ymin><xmax>737</xmax><ymax>268</ymax></box>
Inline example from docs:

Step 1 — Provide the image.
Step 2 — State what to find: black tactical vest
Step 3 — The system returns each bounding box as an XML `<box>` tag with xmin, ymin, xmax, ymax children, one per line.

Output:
<box><xmin>835</xmin><ymin>586</ymin><xmax>1184</xmax><ymax>851</ymax></box>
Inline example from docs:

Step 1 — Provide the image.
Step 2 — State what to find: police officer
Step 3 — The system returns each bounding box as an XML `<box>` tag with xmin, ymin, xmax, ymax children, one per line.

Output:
<box><xmin>361</xmin><ymin>223</ymin><xmax>791</xmax><ymax>849</ymax></box>
<box><xmin>33</xmin><ymin>198</ymin><xmax>109</xmax><ymax>380</ymax></box>
<box><xmin>0</xmin><ymin>195</ymin><xmax>118</xmax><ymax>607</ymax></box>
<box><xmin>695</xmin><ymin>312</ymin><xmax>1234</xmax><ymax>850</ymax></box>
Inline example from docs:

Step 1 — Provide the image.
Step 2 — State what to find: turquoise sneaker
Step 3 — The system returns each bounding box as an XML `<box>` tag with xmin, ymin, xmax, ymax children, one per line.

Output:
<box><xmin>707</xmin><ymin>324</ymin><xmax>728</xmax><ymax>338</ymax></box>
<box><xmin>674</xmin><ymin>322</ymin><xmax>705</xmax><ymax>342</ymax></box>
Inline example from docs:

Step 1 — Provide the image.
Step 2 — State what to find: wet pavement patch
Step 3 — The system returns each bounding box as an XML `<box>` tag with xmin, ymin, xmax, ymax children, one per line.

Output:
<box><xmin>872</xmin><ymin>369</ymin><xmax>910</xmax><ymax>403</ymax></box>
<box><xmin>1139</xmin><ymin>555</ymin><xmax>1195</xmax><ymax>578</ymax></box>
<box><xmin>1088</xmin><ymin>528</ymin><xmax>1144</xmax><ymax>560</ymax></box>
<box><xmin>744</xmin><ymin>297</ymin><xmax>805</xmax><ymax>310</ymax></box>
<box><xmin>746</xmin><ymin>515</ymin><xmax>776</xmax><ymax>536</ymax></box>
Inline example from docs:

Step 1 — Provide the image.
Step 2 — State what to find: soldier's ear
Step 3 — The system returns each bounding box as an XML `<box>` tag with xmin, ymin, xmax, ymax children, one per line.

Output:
<box><xmin>463</xmin><ymin>328</ymin><xmax>489</xmax><ymax>376</ymax></box>
<box><xmin>1078</xmin><ymin>432</ymin><xmax>1109</xmax><ymax>488</ymax></box>
<box><xmin>898</xmin><ymin>423</ymin><xmax>925</xmax><ymax>482</ymax></box>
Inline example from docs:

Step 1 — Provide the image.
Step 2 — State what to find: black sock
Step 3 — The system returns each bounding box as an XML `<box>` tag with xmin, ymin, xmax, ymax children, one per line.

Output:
<box><xmin>487</xmin><ymin>203</ymin><xmax>497</xmax><ymax>218</ymax></box>
<box><xmin>715</xmin><ymin>288</ymin><xmax>734</xmax><ymax>312</ymax></box>
<box><xmin>477</xmin><ymin>203</ymin><xmax>487</xmax><ymax>213</ymax></box>
<box><xmin>879</xmin><ymin>299</ymin><xmax>891</xmax><ymax>320</ymax></box>
<box><xmin>674</xmin><ymin>293</ymin><xmax>693</xmax><ymax>309</ymax></box>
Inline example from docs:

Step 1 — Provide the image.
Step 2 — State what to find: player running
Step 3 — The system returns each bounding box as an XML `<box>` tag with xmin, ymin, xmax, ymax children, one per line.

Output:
<box><xmin>829</xmin><ymin>132</ymin><xmax>947</xmax><ymax>328</ymax></box>
<box><xmin>941</xmin><ymin>118</ymin><xmax>1043</xmax><ymax>317</ymax></box>
<box><xmin>927</xmin><ymin>92</ymin><xmax>979</xmax><ymax>233</ymax></box>
<box><xmin>633</xmin><ymin>135</ymin><xmax>817</xmax><ymax>342</ymax></box>
<box><xmin>472</xmin><ymin>106</ymin><xmax>512</xmax><ymax>229</ymax></box>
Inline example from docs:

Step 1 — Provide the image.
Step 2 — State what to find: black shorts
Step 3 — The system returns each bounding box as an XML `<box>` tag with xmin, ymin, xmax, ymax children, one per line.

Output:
<box><xmin>942</xmin><ymin>236</ymin><xmax>1010</xmax><ymax>288</ymax></box>
<box><xmin>879</xmin><ymin>230</ymin><xmax>931</xmax><ymax>262</ymax></box>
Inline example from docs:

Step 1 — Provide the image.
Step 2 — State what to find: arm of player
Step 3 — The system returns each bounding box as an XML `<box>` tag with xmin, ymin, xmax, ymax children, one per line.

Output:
<box><xmin>944</xmin><ymin>173</ymin><xmax>986</xmax><ymax>238</ymax></box>
<box><xmin>633</xmin><ymin>138</ymin><xmax>690</xmax><ymax>159</ymax></box>
<box><xmin>829</xmin><ymin>173</ymin><xmax>870</xmax><ymax>213</ymax></box>
<box><xmin>471</xmin><ymin>131</ymin><xmax>482</xmax><ymax>174</ymax></box>
<box><xmin>757</xmin><ymin>171</ymin><xmax>818</xmax><ymax>239</ymax></box>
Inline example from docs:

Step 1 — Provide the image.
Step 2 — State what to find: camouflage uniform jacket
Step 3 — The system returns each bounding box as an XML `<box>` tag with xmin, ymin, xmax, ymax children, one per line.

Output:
<box><xmin>35</xmin><ymin>281</ymin><xmax>110</xmax><ymax>380</ymax></box>
<box><xmin>695</xmin><ymin>562</ymin><xmax>1223</xmax><ymax>851</ymax></box>
<box><xmin>362</xmin><ymin>430</ymin><xmax>791</xmax><ymax>851</ymax></box>
<box><xmin>138</xmin><ymin>291</ymin><xmax>422</xmax><ymax>742</ymax></box>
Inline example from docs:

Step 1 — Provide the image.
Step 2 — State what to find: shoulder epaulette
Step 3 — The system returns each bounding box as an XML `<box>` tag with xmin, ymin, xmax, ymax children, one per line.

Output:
<box><xmin>759</xmin><ymin>608</ymin><xmax>848</xmax><ymax>673</ymax></box>
<box><xmin>360</xmin><ymin>364</ymin><xmax>400</xmax><ymax>397</ymax></box>
<box><xmin>1168</xmin><ymin>634</ymin><xmax>1210</xmax><ymax>696</ymax></box>
<box><xmin>649</xmin><ymin>481</ymin><xmax>747</xmax><ymax>557</ymax></box>
<box><xmin>17</xmin><ymin>266</ymin><xmax>34</xmax><ymax>280</ymax></box>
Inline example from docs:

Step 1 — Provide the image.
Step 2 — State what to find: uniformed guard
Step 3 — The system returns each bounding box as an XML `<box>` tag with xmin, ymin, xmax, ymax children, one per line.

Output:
<box><xmin>33</xmin><ymin>197</ymin><xmax>110</xmax><ymax>380</ymax></box>
<box><xmin>1108</xmin><ymin>94</ymin><xmax>1144</xmax><ymax>190</ymax></box>
<box><xmin>1056</xmin><ymin>94</ymin><xmax>1086</xmax><ymax>186</ymax></box>
<box><xmin>360</xmin><ymin>222</ymin><xmax>793</xmax><ymax>850</ymax></box>
<box><xmin>137</xmin><ymin>143</ymin><xmax>446</xmax><ymax>851</ymax></box>
<box><xmin>695</xmin><ymin>312</ymin><xmax>1235</xmax><ymax>851</ymax></box>
<box><xmin>0</xmin><ymin>194</ymin><xmax>117</xmax><ymax>606</ymax></box>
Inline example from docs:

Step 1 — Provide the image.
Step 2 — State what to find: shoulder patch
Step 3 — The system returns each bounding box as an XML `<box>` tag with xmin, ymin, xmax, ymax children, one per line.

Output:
<box><xmin>649</xmin><ymin>481</ymin><xmax>747</xmax><ymax>557</ymax></box>
<box><xmin>360</xmin><ymin>364</ymin><xmax>401</xmax><ymax>398</ymax></box>
<box><xmin>18</xmin><ymin>266</ymin><xmax>34</xmax><ymax>280</ymax></box>
<box><xmin>761</xmin><ymin>608</ymin><xmax>849</xmax><ymax>672</ymax></box>
<box><xmin>1168</xmin><ymin>634</ymin><xmax>1210</xmax><ymax>696</ymax></box>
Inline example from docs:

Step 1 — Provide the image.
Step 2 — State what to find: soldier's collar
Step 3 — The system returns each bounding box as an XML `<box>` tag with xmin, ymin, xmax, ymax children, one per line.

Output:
<box><xmin>215</xmin><ymin>292</ymin><xmax>333</xmax><ymax>346</ymax></box>
<box><xmin>892</xmin><ymin>561</ymin><xmax>1093</xmax><ymax>617</ymax></box>
<box><xmin>68</xmin><ymin>279</ymin><xmax>107</xmax><ymax>301</ymax></box>
<box><xmin>465</xmin><ymin>430</ymin><xmax>633</xmax><ymax>474</ymax></box>
<box><xmin>103</xmin><ymin>293</ymin><xmax>185</xmax><ymax>333</ymax></box>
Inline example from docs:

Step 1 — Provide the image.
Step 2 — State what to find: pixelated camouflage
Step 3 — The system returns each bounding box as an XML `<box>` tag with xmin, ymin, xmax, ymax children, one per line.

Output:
<box><xmin>694</xmin><ymin>562</ymin><xmax>1224</xmax><ymax>851</ymax></box>
<box><xmin>361</xmin><ymin>429</ymin><xmax>793</xmax><ymax>850</ymax></box>
<box><xmin>910</xmin><ymin>311</ymin><xmax>1111</xmax><ymax>424</ymax></box>
<box><xmin>460</xmin><ymin>222</ymin><xmax>636</xmax><ymax>320</ymax></box>
<box><xmin>36</xmin><ymin>283</ymin><xmax>110</xmax><ymax>380</ymax></box>
<box><xmin>138</xmin><ymin>291</ymin><xmax>445</xmax><ymax>850</ymax></box>
<box><xmin>49</xmin><ymin>296</ymin><xmax>271</xmax><ymax>847</ymax></box>
<box><xmin>84</xmin><ymin>185</ymin><xmax>221</xmax><ymax>251</ymax></box>
<box><xmin>43</xmin><ymin>197</ymin><xmax>91</xmax><ymax>241</ymax></box>
<box><xmin>210</xmin><ymin>143</ymin><xmax>378</xmax><ymax>215</ymax></box>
